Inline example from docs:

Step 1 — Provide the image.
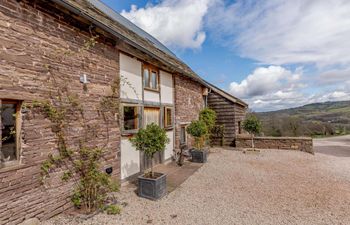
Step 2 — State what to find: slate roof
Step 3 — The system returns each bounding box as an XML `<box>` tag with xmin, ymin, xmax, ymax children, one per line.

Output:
<box><xmin>85</xmin><ymin>0</ymin><xmax>176</xmax><ymax>58</ymax></box>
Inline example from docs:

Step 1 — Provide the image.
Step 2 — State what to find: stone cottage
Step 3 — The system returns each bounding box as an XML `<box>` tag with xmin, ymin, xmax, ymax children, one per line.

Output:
<box><xmin>0</xmin><ymin>0</ymin><xmax>247</xmax><ymax>224</ymax></box>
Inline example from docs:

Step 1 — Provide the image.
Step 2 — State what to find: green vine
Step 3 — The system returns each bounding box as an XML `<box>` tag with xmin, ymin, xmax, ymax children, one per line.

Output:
<box><xmin>120</xmin><ymin>74</ymin><xmax>139</xmax><ymax>99</ymax></box>
<box><xmin>30</xmin><ymin>34</ymin><xmax>123</xmax><ymax>213</ymax></box>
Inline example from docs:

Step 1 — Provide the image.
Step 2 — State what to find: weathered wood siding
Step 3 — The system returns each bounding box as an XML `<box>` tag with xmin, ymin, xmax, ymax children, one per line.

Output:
<box><xmin>208</xmin><ymin>91</ymin><xmax>246</xmax><ymax>146</ymax></box>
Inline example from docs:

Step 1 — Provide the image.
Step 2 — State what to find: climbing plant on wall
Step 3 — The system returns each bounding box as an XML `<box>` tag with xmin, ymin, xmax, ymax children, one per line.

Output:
<box><xmin>27</xmin><ymin>34</ymin><xmax>124</xmax><ymax>213</ymax></box>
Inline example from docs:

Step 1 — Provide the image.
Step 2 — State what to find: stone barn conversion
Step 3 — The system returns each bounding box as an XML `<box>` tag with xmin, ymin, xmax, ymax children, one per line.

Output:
<box><xmin>0</xmin><ymin>0</ymin><xmax>246</xmax><ymax>224</ymax></box>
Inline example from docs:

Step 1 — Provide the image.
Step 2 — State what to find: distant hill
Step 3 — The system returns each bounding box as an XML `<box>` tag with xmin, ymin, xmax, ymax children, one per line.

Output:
<box><xmin>256</xmin><ymin>101</ymin><xmax>350</xmax><ymax>137</ymax></box>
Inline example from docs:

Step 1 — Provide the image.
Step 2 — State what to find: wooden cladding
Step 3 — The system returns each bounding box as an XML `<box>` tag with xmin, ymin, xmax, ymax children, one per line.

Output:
<box><xmin>208</xmin><ymin>91</ymin><xmax>246</xmax><ymax>146</ymax></box>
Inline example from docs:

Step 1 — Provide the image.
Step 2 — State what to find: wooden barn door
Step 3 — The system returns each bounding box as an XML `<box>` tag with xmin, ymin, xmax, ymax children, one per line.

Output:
<box><xmin>140</xmin><ymin>107</ymin><xmax>163</xmax><ymax>171</ymax></box>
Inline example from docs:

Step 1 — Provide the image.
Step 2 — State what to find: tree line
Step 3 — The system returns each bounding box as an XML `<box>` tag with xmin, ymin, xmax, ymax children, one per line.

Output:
<box><xmin>257</xmin><ymin>114</ymin><xmax>349</xmax><ymax>137</ymax></box>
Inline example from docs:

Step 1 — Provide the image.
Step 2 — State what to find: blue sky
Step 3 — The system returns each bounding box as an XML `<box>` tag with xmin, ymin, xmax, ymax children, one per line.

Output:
<box><xmin>101</xmin><ymin>0</ymin><xmax>350</xmax><ymax>112</ymax></box>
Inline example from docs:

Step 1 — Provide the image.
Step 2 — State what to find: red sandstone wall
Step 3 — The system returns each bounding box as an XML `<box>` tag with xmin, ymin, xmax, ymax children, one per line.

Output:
<box><xmin>174</xmin><ymin>75</ymin><xmax>204</xmax><ymax>150</ymax></box>
<box><xmin>0</xmin><ymin>1</ymin><xmax>120</xmax><ymax>224</ymax></box>
<box><xmin>235</xmin><ymin>136</ymin><xmax>314</xmax><ymax>154</ymax></box>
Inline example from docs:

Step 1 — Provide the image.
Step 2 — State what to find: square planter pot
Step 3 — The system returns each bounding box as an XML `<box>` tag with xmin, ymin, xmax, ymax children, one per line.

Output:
<box><xmin>138</xmin><ymin>172</ymin><xmax>167</xmax><ymax>200</ymax></box>
<box><xmin>191</xmin><ymin>149</ymin><xmax>208</xmax><ymax>163</ymax></box>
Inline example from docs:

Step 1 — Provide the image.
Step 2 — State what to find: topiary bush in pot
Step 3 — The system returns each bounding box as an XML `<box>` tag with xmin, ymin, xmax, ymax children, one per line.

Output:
<box><xmin>186</xmin><ymin>120</ymin><xmax>208</xmax><ymax>163</ymax></box>
<box><xmin>242</xmin><ymin>114</ymin><xmax>262</xmax><ymax>151</ymax></box>
<box><xmin>130</xmin><ymin>123</ymin><xmax>169</xmax><ymax>200</ymax></box>
<box><xmin>199</xmin><ymin>108</ymin><xmax>217</xmax><ymax>146</ymax></box>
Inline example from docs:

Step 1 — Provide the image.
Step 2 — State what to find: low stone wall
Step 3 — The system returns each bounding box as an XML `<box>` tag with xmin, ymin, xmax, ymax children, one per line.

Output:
<box><xmin>235</xmin><ymin>136</ymin><xmax>314</xmax><ymax>154</ymax></box>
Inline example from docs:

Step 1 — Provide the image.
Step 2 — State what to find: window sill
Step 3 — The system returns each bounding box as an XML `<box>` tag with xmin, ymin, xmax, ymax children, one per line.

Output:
<box><xmin>0</xmin><ymin>161</ymin><xmax>27</xmax><ymax>173</ymax></box>
<box><xmin>144</xmin><ymin>87</ymin><xmax>160</xmax><ymax>93</ymax></box>
<box><xmin>121</xmin><ymin>130</ymin><xmax>139</xmax><ymax>137</ymax></box>
<box><xmin>164</xmin><ymin>126</ymin><xmax>174</xmax><ymax>131</ymax></box>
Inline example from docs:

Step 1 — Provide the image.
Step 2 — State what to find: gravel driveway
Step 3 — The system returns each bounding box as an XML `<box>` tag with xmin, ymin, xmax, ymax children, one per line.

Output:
<box><xmin>314</xmin><ymin>135</ymin><xmax>350</xmax><ymax>157</ymax></box>
<box><xmin>44</xmin><ymin>149</ymin><xmax>350</xmax><ymax>225</ymax></box>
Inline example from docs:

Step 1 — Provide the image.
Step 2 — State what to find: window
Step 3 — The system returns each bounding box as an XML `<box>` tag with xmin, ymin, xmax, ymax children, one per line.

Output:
<box><xmin>123</xmin><ymin>106</ymin><xmax>139</xmax><ymax>131</ymax></box>
<box><xmin>238</xmin><ymin>121</ymin><xmax>242</xmax><ymax>134</ymax></box>
<box><xmin>180</xmin><ymin>126</ymin><xmax>187</xmax><ymax>145</ymax></box>
<box><xmin>143</xmin><ymin>65</ymin><xmax>159</xmax><ymax>91</ymax></box>
<box><xmin>164</xmin><ymin>107</ymin><xmax>173</xmax><ymax>128</ymax></box>
<box><xmin>150</xmin><ymin>71</ymin><xmax>158</xmax><ymax>89</ymax></box>
<box><xmin>1</xmin><ymin>100</ymin><xmax>20</xmax><ymax>163</ymax></box>
<box><xmin>143</xmin><ymin>69</ymin><xmax>149</xmax><ymax>88</ymax></box>
<box><xmin>144</xmin><ymin>107</ymin><xmax>160</xmax><ymax>126</ymax></box>
<box><xmin>203</xmin><ymin>96</ymin><xmax>207</xmax><ymax>108</ymax></box>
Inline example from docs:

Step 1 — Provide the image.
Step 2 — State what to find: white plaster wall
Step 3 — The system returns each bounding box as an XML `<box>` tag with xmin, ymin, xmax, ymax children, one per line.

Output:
<box><xmin>160</xmin><ymin>71</ymin><xmax>174</xmax><ymax>104</ymax></box>
<box><xmin>144</xmin><ymin>90</ymin><xmax>160</xmax><ymax>103</ymax></box>
<box><xmin>164</xmin><ymin>130</ymin><xmax>174</xmax><ymax>160</ymax></box>
<box><xmin>121</xmin><ymin>137</ymin><xmax>140</xmax><ymax>179</ymax></box>
<box><xmin>120</xmin><ymin>53</ymin><xmax>142</xmax><ymax>100</ymax></box>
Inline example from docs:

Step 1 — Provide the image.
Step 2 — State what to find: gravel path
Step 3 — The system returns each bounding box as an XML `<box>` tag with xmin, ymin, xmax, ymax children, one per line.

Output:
<box><xmin>314</xmin><ymin>135</ymin><xmax>350</xmax><ymax>157</ymax></box>
<box><xmin>43</xmin><ymin>149</ymin><xmax>350</xmax><ymax>225</ymax></box>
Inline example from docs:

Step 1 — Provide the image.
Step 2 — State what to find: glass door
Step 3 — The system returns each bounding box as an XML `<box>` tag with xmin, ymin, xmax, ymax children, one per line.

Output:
<box><xmin>141</xmin><ymin>107</ymin><xmax>163</xmax><ymax>171</ymax></box>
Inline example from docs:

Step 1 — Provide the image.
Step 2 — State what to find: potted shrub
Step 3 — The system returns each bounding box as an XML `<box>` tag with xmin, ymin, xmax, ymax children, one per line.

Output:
<box><xmin>242</xmin><ymin>114</ymin><xmax>262</xmax><ymax>151</ymax></box>
<box><xmin>199</xmin><ymin>108</ymin><xmax>217</xmax><ymax>146</ymax></box>
<box><xmin>199</xmin><ymin>108</ymin><xmax>217</xmax><ymax>131</ymax></box>
<box><xmin>186</xmin><ymin>120</ymin><xmax>208</xmax><ymax>163</ymax></box>
<box><xmin>130</xmin><ymin>123</ymin><xmax>169</xmax><ymax>200</ymax></box>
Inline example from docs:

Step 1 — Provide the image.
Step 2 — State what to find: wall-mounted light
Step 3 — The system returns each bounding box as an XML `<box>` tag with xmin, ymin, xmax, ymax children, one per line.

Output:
<box><xmin>80</xmin><ymin>74</ymin><xmax>90</xmax><ymax>84</ymax></box>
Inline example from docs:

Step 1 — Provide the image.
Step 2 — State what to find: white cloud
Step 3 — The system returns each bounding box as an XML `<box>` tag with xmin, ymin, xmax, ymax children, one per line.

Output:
<box><xmin>229</xmin><ymin>66</ymin><xmax>350</xmax><ymax>111</ymax></box>
<box><xmin>317</xmin><ymin>69</ymin><xmax>350</xmax><ymax>86</ymax></box>
<box><xmin>244</xmin><ymin>89</ymin><xmax>350</xmax><ymax>112</ymax></box>
<box><xmin>207</xmin><ymin>0</ymin><xmax>350</xmax><ymax>67</ymax></box>
<box><xmin>119</xmin><ymin>0</ymin><xmax>350</xmax><ymax>111</ymax></box>
<box><xmin>229</xmin><ymin>66</ymin><xmax>303</xmax><ymax>98</ymax></box>
<box><xmin>121</xmin><ymin>0</ymin><xmax>215</xmax><ymax>49</ymax></box>
<box><xmin>208</xmin><ymin>0</ymin><xmax>350</xmax><ymax>111</ymax></box>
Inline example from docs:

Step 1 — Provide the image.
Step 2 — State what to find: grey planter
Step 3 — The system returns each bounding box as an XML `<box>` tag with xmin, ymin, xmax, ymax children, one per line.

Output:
<box><xmin>138</xmin><ymin>172</ymin><xmax>167</xmax><ymax>200</ymax></box>
<box><xmin>191</xmin><ymin>149</ymin><xmax>208</xmax><ymax>163</ymax></box>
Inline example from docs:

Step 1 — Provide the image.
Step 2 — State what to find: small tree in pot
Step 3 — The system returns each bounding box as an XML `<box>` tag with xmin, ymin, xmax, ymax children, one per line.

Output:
<box><xmin>130</xmin><ymin>123</ymin><xmax>169</xmax><ymax>200</ymax></box>
<box><xmin>242</xmin><ymin>114</ymin><xmax>262</xmax><ymax>151</ymax></box>
<box><xmin>186</xmin><ymin>120</ymin><xmax>208</xmax><ymax>163</ymax></box>
<box><xmin>199</xmin><ymin>108</ymin><xmax>217</xmax><ymax>145</ymax></box>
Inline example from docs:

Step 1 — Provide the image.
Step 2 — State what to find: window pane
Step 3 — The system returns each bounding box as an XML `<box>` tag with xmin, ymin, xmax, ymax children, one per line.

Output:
<box><xmin>143</xmin><ymin>69</ymin><xmax>149</xmax><ymax>88</ymax></box>
<box><xmin>203</xmin><ymin>96</ymin><xmax>207</xmax><ymax>108</ymax></box>
<box><xmin>124</xmin><ymin>106</ymin><xmax>138</xmax><ymax>130</ymax></box>
<box><xmin>144</xmin><ymin>107</ymin><xmax>160</xmax><ymax>126</ymax></box>
<box><xmin>150</xmin><ymin>71</ymin><xmax>157</xmax><ymax>89</ymax></box>
<box><xmin>180</xmin><ymin>126</ymin><xmax>186</xmax><ymax>144</ymax></box>
<box><xmin>165</xmin><ymin>108</ymin><xmax>172</xmax><ymax>127</ymax></box>
<box><xmin>1</xmin><ymin>103</ymin><xmax>17</xmax><ymax>161</ymax></box>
